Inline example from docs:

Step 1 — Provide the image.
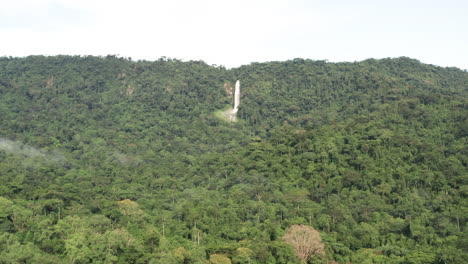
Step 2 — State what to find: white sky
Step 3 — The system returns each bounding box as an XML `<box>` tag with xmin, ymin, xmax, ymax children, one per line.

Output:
<box><xmin>1</xmin><ymin>0</ymin><xmax>467</xmax><ymax>69</ymax></box>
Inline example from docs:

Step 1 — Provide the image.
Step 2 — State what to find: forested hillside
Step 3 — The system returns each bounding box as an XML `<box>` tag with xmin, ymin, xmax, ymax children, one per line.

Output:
<box><xmin>0</xmin><ymin>56</ymin><xmax>466</xmax><ymax>263</ymax></box>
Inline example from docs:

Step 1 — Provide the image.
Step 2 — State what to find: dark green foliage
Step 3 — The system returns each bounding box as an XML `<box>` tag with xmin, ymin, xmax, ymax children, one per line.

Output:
<box><xmin>0</xmin><ymin>55</ymin><xmax>466</xmax><ymax>263</ymax></box>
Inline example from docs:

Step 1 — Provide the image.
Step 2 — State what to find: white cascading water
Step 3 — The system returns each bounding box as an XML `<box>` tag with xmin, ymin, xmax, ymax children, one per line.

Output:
<box><xmin>229</xmin><ymin>80</ymin><xmax>240</xmax><ymax>121</ymax></box>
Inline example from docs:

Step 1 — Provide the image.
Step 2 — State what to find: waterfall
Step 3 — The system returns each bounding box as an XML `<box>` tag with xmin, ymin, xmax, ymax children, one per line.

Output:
<box><xmin>230</xmin><ymin>80</ymin><xmax>240</xmax><ymax>121</ymax></box>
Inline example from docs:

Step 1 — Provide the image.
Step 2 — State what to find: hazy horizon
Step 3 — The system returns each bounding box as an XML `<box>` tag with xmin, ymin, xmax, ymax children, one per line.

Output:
<box><xmin>1</xmin><ymin>0</ymin><xmax>467</xmax><ymax>70</ymax></box>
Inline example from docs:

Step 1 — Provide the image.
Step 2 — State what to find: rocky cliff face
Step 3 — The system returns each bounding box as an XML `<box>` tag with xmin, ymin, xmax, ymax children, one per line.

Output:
<box><xmin>224</xmin><ymin>82</ymin><xmax>233</xmax><ymax>96</ymax></box>
<box><xmin>219</xmin><ymin>80</ymin><xmax>240</xmax><ymax>122</ymax></box>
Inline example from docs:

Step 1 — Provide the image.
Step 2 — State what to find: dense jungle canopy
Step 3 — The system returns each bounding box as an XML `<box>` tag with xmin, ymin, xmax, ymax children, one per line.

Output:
<box><xmin>0</xmin><ymin>55</ymin><xmax>466</xmax><ymax>263</ymax></box>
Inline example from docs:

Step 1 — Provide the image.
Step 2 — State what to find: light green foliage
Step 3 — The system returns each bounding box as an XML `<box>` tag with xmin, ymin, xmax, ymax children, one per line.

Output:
<box><xmin>232</xmin><ymin>247</ymin><xmax>253</xmax><ymax>264</ymax></box>
<box><xmin>0</xmin><ymin>197</ymin><xmax>13</xmax><ymax>219</ymax></box>
<box><xmin>209</xmin><ymin>254</ymin><xmax>231</xmax><ymax>264</ymax></box>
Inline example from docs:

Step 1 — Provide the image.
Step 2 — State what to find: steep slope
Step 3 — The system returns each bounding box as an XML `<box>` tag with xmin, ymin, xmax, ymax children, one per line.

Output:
<box><xmin>0</xmin><ymin>56</ymin><xmax>466</xmax><ymax>263</ymax></box>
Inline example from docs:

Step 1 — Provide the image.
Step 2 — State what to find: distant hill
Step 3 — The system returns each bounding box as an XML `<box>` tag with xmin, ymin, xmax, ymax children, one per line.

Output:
<box><xmin>0</xmin><ymin>55</ymin><xmax>466</xmax><ymax>263</ymax></box>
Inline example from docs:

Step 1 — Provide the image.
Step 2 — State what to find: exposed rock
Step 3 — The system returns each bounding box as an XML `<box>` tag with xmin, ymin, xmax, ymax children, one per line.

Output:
<box><xmin>224</xmin><ymin>82</ymin><xmax>233</xmax><ymax>96</ymax></box>
<box><xmin>127</xmin><ymin>85</ymin><xmax>135</xmax><ymax>96</ymax></box>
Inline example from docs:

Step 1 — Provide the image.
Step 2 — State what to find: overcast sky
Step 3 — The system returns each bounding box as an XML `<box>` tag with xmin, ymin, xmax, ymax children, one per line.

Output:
<box><xmin>1</xmin><ymin>0</ymin><xmax>467</xmax><ymax>69</ymax></box>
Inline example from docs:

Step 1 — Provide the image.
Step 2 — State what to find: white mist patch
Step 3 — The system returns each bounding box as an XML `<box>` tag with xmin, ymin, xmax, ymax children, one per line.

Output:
<box><xmin>110</xmin><ymin>151</ymin><xmax>141</xmax><ymax>167</ymax></box>
<box><xmin>0</xmin><ymin>138</ymin><xmax>65</xmax><ymax>164</ymax></box>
